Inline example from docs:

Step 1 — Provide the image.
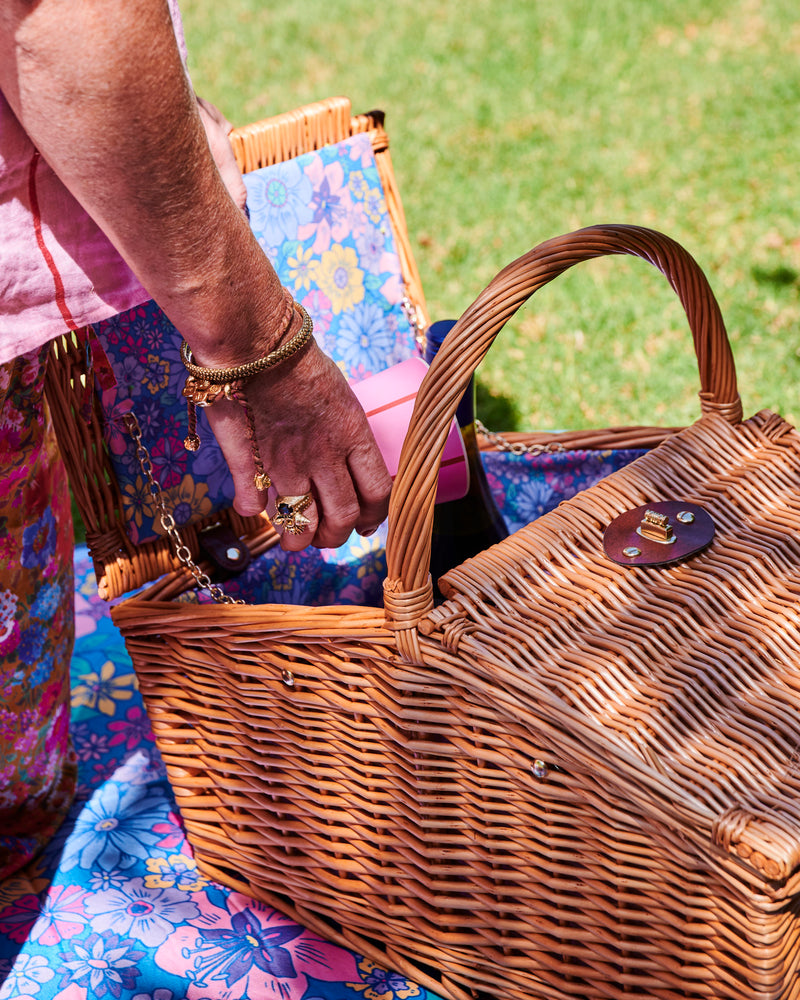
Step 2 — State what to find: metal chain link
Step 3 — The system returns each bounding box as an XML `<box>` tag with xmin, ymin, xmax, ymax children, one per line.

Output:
<box><xmin>475</xmin><ymin>418</ymin><xmax>566</xmax><ymax>457</ymax></box>
<box><xmin>124</xmin><ymin>412</ymin><xmax>244</xmax><ymax>605</ymax></box>
<box><xmin>401</xmin><ymin>295</ymin><xmax>426</xmax><ymax>353</ymax></box>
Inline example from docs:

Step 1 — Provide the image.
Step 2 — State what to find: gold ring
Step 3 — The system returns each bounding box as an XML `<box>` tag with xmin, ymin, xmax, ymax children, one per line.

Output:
<box><xmin>273</xmin><ymin>493</ymin><xmax>313</xmax><ymax>535</ymax></box>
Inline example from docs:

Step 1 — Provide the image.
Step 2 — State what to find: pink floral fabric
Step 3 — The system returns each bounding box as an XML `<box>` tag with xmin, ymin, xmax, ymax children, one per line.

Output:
<box><xmin>0</xmin><ymin>346</ymin><xmax>76</xmax><ymax>880</ymax></box>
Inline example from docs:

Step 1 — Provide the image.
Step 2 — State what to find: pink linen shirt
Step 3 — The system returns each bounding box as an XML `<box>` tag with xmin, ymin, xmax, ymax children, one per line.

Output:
<box><xmin>0</xmin><ymin>0</ymin><xmax>189</xmax><ymax>365</ymax></box>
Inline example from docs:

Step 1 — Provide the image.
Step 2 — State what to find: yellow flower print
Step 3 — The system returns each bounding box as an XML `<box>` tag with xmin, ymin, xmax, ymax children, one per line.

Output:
<box><xmin>269</xmin><ymin>561</ymin><xmax>297</xmax><ymax>592</ymax></box>
<box><xmin>144</xmin><ymin>854</ymin><xmax>208</xmax><ymax>893</ymax></box>
<box><xmin>349</xmin><ymin>534</ymin><xmax>385</xmax><ymax>580</ymax></box>
<box><xmin>288</xmin><ymin>246</ymin><xmax>317</xmax><ymax>291</ymax></box>
<box><xmin>349</xmin><ymin>170</ymin><xmax>369</xmax><ymax>200</ymax></box>
<box><xmin>143</xmin><ymin>353</ymin><xmax>170</xmax><ymax>394</ymax></box>
<box><xmin>78</xmin><ymin>569</ymin><xmax>98</xmax><ymax>600</ymax></box>
<box><xmin>121</xmin><ymin>474</ymin><xmax>158</xmax><ymax>530</ymax></box>
<box><xmin>315</xmin><ymin>244</ymin><xmax>365</xmax><ymax>314</ymax></box>
<box><xmin>156</xmin><ymin>475</ymin><xmax>213</xmax><ymax>534</ymax></box>
<box><xmin>364</xmin><ymin>186</ymin><xmax>387</xmax><ymax>224</ymax></box>
<box><xmin>71</xmin><ymin>660</ymin><xmax>137</xmax><ymax>716</ymax></box>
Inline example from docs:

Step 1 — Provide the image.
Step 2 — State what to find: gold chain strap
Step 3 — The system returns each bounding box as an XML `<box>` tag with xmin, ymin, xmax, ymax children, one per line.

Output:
<box><xmin>124</xmin><ymin>412</ymin><xmax>244</xmax><ymax>605</ymax></box>
<box><xmin>401</xmin><ymin>295</ymin><xmax>426</xmax><ymax>353</ymax></box>
<box><xmin>475</xmin><ymin>419</ymin><xmax>566</xmax><ymax>457</ymax></box>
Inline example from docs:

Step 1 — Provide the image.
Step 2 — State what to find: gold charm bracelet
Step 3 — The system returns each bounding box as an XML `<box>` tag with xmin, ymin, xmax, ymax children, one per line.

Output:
<box><xmin>181</xmin><ymin>299</ymin><xmax>314</xmax><ymax>493</ymax></box>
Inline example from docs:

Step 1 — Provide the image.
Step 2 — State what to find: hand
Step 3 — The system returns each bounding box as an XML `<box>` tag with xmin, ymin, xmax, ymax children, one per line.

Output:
<box><xmin>202</xmin><ymin>337</ymin><xmax>392</xmax><ymax>551</ymax></box>
<box><xmin>196</xmin><ymin>96</ymin><xmax>248</xmax><ymax>213</ymax></box>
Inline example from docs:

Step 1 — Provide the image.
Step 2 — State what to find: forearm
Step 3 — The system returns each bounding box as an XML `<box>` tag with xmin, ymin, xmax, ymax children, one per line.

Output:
<box><xmin>0</xmin><ymin>0</ymin><xmax>287</xmax><ymax>363</ymax></box>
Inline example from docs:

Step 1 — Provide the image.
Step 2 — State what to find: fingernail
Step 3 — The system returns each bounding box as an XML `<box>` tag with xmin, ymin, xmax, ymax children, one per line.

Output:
<box><xmin>359</xmin><ymin>527</ymin><xmax>378</xmax><ymax>537</ymax></box>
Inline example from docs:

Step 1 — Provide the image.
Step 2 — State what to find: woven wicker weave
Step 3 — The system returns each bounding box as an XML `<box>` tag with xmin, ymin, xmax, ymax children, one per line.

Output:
<box><xmin>46</xmin><ymin>100</ymin><xmax>800</xmax><ymax>999</ymax></box>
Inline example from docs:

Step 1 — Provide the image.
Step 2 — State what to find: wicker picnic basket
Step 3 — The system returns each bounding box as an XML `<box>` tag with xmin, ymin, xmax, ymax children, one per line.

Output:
<box><xmin>47</xmin><ymin>99</ymin><xmax>800</xmax><ymax>1000</ymax></box>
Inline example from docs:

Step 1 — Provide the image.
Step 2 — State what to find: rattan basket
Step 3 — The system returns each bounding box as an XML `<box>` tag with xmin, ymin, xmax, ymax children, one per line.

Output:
<box><xmin>46</xmin><ymin>100</ymin><xmax>800</xmax><ymax>1000</ymax></box>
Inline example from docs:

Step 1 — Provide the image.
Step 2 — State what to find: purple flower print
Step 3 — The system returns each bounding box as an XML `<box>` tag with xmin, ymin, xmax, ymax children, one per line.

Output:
<box><xmin>108</xmin><ymin>705</ymin><xmax>154</xmax><ymax>752</ymax></box>
<box><xmin>191</xmin><ymin>907</ymin><xmax>301</xmax><ymax>985</ymax></box>
<box><xmin>21</xmin><ymin>507</ymin><xmax>56</xmax><ymax>568</ymax></box>
<box><xmin>58</xmin><ymin>931</ymin><xmax>144</xmax><ymax>998</ymax></box>
<box><xmin>149</xmin><ymin>434</ymin><xmax>187</xmax><ymax>490</ymax></box>
<box><xmin>350</xmin><ymin>956</ymin><xmax>423</xmax><ymax>999</ymax></box>
<box><xmin>354</xmin><ymin>223</ymin><xmax>391</xmax><ymax>273</ymax></box>
<box><xmin>156</xmin><ymin>895</ymin><xmax>356</xmax><ymax>999</ymax></box>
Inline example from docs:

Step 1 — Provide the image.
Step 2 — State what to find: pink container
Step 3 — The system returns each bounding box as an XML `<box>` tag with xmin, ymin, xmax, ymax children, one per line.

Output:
<box><xmin>351</xmin><ymin>357</ymin><xmax>469</xmax><ymax>503</ymax></box>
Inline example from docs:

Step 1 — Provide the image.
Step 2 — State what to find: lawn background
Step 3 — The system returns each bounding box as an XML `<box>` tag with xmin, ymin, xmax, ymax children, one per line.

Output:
<box><xmin>180</xmin><ymin>0</ymin><xmax>800</xmax><ymax>434</ymax></box>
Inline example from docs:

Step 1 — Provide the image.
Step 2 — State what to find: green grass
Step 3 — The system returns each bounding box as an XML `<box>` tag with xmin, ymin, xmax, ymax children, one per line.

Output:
<box><xmin>181</xmin><ymin>0</ymin><xmax>800</xmax><ymax>431</ymax></box>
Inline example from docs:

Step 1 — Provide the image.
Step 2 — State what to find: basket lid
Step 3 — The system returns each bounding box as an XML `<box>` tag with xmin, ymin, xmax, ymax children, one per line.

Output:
<box><xmin>422</xmin><ymin>409</ymin><xmax>800</xmax><ymax>890</ymax></box>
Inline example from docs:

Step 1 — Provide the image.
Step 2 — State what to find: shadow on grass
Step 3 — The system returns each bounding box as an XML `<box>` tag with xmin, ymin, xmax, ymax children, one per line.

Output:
<box><xmin>752</xmin><ymin>264</ymin><xmax>799</xmax><ymax>289</ymax></box>
<box><xmin>476</xmin><ymin>378</ymin><xmax>522</xmax><ymax>432</ymax></box>
<box><xmin>71</xmin><ymin>493</ymin><xmax>87</xmax><ymax>546</ymax></box>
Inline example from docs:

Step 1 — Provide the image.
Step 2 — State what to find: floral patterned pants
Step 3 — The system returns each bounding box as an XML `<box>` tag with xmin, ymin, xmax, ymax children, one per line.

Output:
<box><xmin>0</xmin><ymin>345</ymin><xmax>76</xmax><ymax>878</ymax></box>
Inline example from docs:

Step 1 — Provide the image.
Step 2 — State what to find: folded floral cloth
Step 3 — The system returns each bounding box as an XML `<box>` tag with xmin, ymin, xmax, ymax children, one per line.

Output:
<box><xmin>0</xmin><ymin>547</ymin><xmax>441</xmax><ymax>1000</ymax></box>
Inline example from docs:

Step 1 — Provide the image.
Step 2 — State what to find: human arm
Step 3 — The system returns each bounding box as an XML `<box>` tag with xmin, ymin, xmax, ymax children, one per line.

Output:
<box><xmin>195</xmin><ymin>95</ymin><xmax>248</xmax><ymax>214</ymax></box>
<box><xmin>0</xmin><ymin>0</ymin><xmax>391</xmax><ymax>549</ymax></box>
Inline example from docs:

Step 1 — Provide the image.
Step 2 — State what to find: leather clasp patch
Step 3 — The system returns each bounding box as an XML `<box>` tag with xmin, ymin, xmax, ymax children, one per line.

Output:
<box><xmin>198</xmin><ymin>523</ymin><xmax>252</xmax><ymax>578</ymax></box>
<box><xmin>603</xmin><ymin>501</ymin><xmax>714</xmax><ymax>567</ymax></box>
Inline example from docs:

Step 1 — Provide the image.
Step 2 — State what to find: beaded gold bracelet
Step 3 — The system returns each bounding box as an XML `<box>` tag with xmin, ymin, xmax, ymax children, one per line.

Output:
<box><xmin>180</xmin><ymin>302</ymin><xmax>313</xmax><ymax>384</ymax></box>
<box><xmin>180</xmin><ymin>300</ymin><xmax>314</xmax><ymax>492</ymax></box>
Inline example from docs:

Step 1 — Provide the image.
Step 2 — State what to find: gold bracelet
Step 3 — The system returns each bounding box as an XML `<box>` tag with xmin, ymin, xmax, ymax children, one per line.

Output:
<box><xmin>180</xmin><ymin>301</ymin><xmax>314</xmax><ymax>494</ymax></box>
<box><xmin>180</xmin><ymin>303</ymin><xmax>313</xmax><ymax>384</ymax></box>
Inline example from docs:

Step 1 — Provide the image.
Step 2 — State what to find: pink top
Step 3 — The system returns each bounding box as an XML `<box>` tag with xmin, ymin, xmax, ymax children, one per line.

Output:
<box><xmin>0</xmin><ymin>0</ymin><xmax>189</xmax><ymax>365</ymax></box>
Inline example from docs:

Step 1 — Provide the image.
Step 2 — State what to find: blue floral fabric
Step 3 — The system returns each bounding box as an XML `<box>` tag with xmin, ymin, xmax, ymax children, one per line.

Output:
<box><xmin>0</xmin><ymin>548</ymin><xmax>442</xmax><ymax>1000</ymax></box>
<box><xmin>245</xmin><ymin>133</ymin><xmax>418</xmax><ymax>380</ymax></box>
<box><xmin>92</xmin><ymin>132</ymin><xmax>419</xmax><ymax>550</ymax></box>
<box><xmin>481</xmin><ymin>446</ymin><xmax>648</xmax><ymax>535</ymax></box>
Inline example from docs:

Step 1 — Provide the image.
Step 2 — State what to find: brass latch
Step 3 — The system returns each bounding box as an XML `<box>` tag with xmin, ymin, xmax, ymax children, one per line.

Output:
<box><xmin>637</xmin><ymin>509</ymin><xmax>675</xmax><ymax>544</ymax></box>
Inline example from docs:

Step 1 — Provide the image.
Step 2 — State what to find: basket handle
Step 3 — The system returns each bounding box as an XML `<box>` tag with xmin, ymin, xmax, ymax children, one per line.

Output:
<box><xmin>383</xmin><ymin>224</ymin><xmax>742</xmax><ymax>649</ymax></box>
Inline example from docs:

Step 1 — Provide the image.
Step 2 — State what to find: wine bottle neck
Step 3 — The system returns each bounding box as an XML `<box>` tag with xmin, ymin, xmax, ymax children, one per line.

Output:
<box><xmin>424</xmin><ymin>318</ymin><xmax>475</xmax><ymax>429</ymax></box>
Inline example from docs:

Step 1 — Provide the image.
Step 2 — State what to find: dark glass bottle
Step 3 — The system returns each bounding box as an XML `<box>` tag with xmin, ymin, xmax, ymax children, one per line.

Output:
<box><xmin>425</xmin><ymin>320</ymin><xmax>508</xmax><ymax>599</ymax></box>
